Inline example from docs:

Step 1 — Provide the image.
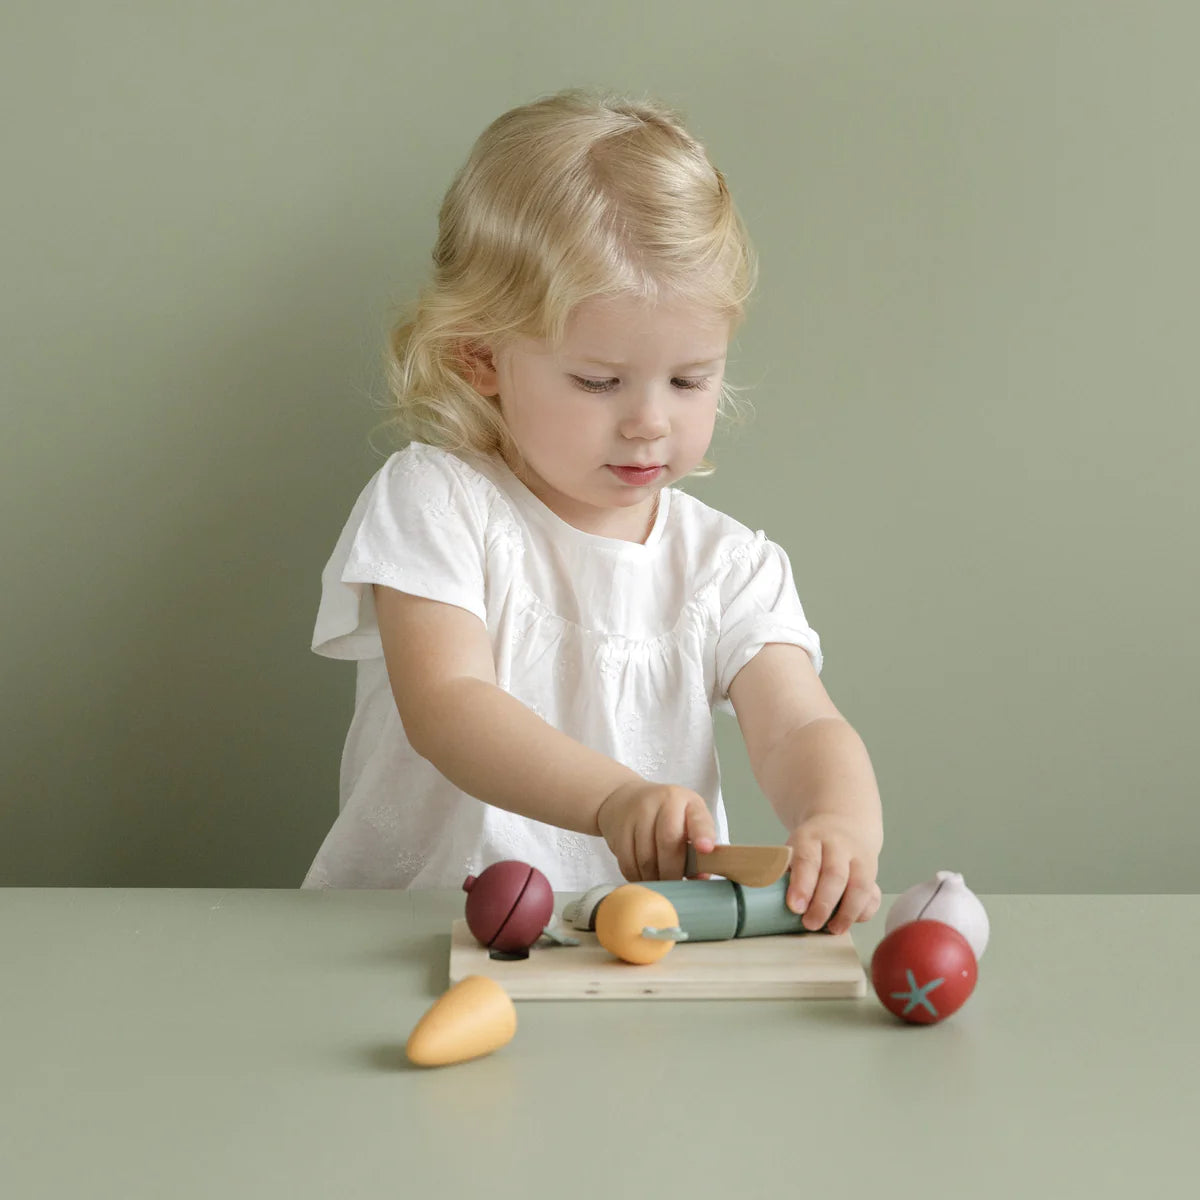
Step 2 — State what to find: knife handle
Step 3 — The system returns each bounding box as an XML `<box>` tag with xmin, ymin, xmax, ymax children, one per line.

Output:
<box><xmin>685</xmin><ymin>843</ymin><xmax>793</xmax><ymax>888</ymax></box>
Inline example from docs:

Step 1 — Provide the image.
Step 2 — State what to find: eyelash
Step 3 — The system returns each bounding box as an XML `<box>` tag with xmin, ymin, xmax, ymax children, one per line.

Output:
<box><xmin>570</xmin><ymin>376</ymin><xmax>711</xmax><ymax>394</ymax></box>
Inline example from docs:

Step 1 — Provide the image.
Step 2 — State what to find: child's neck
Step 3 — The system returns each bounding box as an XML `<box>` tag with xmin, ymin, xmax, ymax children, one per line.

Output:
<box><xmin>501</xmin><ymin>451</ymin><xmax>660</xmax><ymax>543</ymax></box>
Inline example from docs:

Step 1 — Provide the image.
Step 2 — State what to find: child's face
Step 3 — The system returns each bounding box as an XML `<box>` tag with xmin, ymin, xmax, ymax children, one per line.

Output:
<box><xmin>481</xmin><ymin>295</ymin><xmax>729</xmax><ymax>541</ymax></box>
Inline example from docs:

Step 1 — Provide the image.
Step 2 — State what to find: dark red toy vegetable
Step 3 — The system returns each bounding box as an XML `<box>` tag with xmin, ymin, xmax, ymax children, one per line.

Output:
<box><xmin>462</xmin><ymin>860</ymin><xmax>554</xmax><ymax>953</ymax></box>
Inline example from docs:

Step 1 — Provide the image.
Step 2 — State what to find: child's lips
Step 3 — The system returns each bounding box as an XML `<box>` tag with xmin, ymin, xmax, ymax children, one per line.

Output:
<box><xmin>607</xmin><ymin>464</ymin><xmax>664</xmax><ymax>485</ymax></box>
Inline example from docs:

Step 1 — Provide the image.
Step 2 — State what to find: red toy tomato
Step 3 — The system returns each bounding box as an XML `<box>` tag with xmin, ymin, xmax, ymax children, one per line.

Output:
<box><xmin>870</xmin><ymin>919</ymin><xmax>978</xmax><ymax>1024</ymax></box>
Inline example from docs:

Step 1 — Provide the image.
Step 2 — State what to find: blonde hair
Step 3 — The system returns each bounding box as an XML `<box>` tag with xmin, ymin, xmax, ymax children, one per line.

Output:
<box><xmin>384</xmin><ymin>88</ymin><xmax>758</xmax><ymax>473</ymax></box>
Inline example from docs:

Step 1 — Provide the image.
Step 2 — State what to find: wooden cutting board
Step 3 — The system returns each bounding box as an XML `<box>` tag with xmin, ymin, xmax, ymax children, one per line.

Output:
<box><xmin>448</xmin><ymin>919</ymin><xmax>867</xmax><ymax>1000</ymax></box>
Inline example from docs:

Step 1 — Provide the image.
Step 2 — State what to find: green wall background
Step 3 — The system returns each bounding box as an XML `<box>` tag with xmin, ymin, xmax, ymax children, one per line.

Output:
<box><xmin>2</xmin><ymin>2</ymin><xmax>1195</xmax><ymax>891</ymax></box>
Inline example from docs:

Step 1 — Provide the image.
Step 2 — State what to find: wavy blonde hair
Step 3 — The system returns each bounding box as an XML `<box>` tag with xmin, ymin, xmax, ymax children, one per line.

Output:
<box><xmin>384</xmin><ymin>88</ymin><xmax>758</xmax><ymax>475</ymax></box>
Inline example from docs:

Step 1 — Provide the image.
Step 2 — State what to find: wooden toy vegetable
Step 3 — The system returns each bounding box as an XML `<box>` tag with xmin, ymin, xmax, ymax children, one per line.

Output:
<box><xmin>563</xmin><ymin>875</ymin><xmax>829</xmax><ymax>940</ymax></box>
<box><xmin>462</xmin><ymin>860</ymin><xmax>554</xmax><ymax>953</ymax></box>
<box><xmin>884</xmin><ymin>869</ymin><xmax>990</xmax><ymax>960</ymax></box>
<box><xmin>870</xmin><ymin>919</ymin><xmax>978</xmax><ymax>1025</ymax></box>
<box><xmin>405</xmin><ymin>975</ymin><xmax>517</xmax><ymax>1067</ymax></box>
<box><xmin>594</xmin><ymin>884</ymin><xmax>688</xmax><ymax>965</ymax></box>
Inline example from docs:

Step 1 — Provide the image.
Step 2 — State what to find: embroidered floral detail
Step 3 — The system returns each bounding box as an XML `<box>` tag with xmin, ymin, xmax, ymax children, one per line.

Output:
<box><xmin>555</xmin><ymin>830</ymin><xmax>599</xmax><ymax>861</ymax></box>
<box><xmin>632</xmin><ymin>745</ymin><xmax>668</xmax><ymax>778</ymax></box>
<box><xmin>392</xmin><ymin>849</ymin><xmax>430</xmax><ymax>878</ymax></box>
<box><xmin>363</xmin><ymin>801</ymin><xmax>408</xmax><ymax>837</ymax></box>
<box><xmin>418</xmin><ymin>496</ymin><xmax>455</xmax><ymax>523</ymax></box>
<box><xmin>594</xmin><ymin>640</ymin><xmax>626</xmax><ymax>681</ymax></box>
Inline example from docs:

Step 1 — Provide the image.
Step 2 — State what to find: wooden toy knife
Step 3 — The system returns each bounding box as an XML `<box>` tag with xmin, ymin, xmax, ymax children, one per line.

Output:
<box><xmin>684</xmin><ymin>843</ymin><xmax>793</xmax><ymax>888</ymax></box>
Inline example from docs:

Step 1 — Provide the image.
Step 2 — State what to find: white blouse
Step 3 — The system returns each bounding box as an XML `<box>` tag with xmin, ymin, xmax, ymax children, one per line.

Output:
<box><xmin>303</xmin><ymin>442</ymin><xmax>822</xmax><ymax>892</ymax></box>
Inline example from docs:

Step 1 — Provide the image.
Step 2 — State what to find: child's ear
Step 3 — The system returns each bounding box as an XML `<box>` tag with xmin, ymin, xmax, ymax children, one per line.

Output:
<box><xmin>459</xmin><ymin>340</ymin><xmax>500</xmax><ymax>397</ymax></box>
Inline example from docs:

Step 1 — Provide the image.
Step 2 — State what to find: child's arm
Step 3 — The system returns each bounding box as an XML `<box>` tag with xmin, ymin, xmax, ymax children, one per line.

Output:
<box><xmin>374</xmin><ymin>586</ymin><xmax>716</xmax><ymax>875</ymax></box>
<box><xmin>728</xmin><ymin>643</ymin><xmax>884</xmax><ymax>936</ymax></box>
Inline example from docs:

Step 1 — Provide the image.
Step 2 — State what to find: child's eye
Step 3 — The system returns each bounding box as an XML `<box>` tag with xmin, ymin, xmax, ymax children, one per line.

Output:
<box><xmin>569</xmin><ymin>376</ymin><xmax>712</xmax><ymax>394</ymax></box>
<box><xmin>571</xmin><ymin>376</ymin><xmax>618</xmax><ymax>393</ymax></box>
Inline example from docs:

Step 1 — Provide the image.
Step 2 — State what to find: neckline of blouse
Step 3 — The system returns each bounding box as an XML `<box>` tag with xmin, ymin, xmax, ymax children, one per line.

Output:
<box><xmin>463</xmin><ymin>449</ymin><xmax>673</xmax><ymax>554</ymax></box>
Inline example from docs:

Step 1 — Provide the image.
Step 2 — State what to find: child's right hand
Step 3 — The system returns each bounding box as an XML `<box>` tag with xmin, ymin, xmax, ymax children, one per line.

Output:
<box><xmin>596</xmin><ymin>781</ymin><xmax>717</xmax><ymax>882</ymax></box>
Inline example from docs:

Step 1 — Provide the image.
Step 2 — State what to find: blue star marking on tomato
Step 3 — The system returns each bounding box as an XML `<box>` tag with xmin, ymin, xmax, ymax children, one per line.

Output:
<box><xmin>891</xmin><ymin>969</ymin><xmax>945</xmax><ymax>1017</ymax></box>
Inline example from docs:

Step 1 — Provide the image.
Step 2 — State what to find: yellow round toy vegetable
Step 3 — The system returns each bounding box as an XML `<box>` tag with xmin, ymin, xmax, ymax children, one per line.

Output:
<box><xmin>405</xmin><ymin>975</ymin><xmax>517</xmax><ymax>1067</ymax></box>
<box><xmin>594</xmin><ymin>884</ymin><xmax>684</xmax><ymax>965</ymax></box>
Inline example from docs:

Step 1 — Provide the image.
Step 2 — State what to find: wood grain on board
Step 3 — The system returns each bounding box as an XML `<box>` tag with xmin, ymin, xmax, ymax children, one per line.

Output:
<box><xmin>448</xmin><ymin>919</ymin><xmax>868</xmax><ymax>1000</ymax></box>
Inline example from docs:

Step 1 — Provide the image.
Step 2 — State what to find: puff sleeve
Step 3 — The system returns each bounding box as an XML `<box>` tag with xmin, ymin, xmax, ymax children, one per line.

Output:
<box><xmin>714</xmin><ymin>533</ymin><xmax>823</xmax><ymax>714</ymax></box>
<box><xmin>311</xmin><ymin>448</ymin><xmax>488</xmax><ymax>661</ymax></box>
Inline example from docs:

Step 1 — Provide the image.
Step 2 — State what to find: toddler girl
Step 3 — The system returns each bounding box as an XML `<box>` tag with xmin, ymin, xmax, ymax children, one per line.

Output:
<box><xmin>304</xmin><ymin>89</ymin><xmax>883</xmax><ymax>935</ymax></box>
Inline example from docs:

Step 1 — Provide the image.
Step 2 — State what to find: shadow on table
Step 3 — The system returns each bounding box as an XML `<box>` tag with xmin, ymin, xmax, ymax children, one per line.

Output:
<box><xmin>365</xmin><ymin>1043</ymin><xmax>426</xmax><ymax>1073</ymax></box>
<box><xmin>361</xmin><ymin>932</ymin><xmax>453</xmax><ymax>1074</ymax></box>
<box><xmin>794</xmin><ymin>998</ymin><xmax>901</xmax><ymax>1029</ymax></box>
<box><xmin>383</xmin><ymin>930</ymin><xmax>452</xmax><ymax>996</ymax></box>
<box><xmin>361</xmin><ymin>928</ymin><xmax>451</xmax><ymax>987</ymax></box>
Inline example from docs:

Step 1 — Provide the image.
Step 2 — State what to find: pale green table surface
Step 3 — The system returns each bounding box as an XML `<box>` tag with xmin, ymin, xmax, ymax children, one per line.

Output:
<box><xmin>1</xmin><ymin>889</ymin><xmax>1195</xmax><ymax>1199</ymax></box>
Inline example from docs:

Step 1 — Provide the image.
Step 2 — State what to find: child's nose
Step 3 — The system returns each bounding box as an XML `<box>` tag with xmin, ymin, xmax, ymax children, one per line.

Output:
<box><xmin>618</xmin><ymin>390</ymin><xmax>671</xmax><ymax>439</ymax></box>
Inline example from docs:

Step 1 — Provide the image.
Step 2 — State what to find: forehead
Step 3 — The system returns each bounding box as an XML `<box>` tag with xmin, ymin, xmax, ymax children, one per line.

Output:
<box><xmin>559</xmin><ymin>295</ymin><xmax>729</xmax><ymax>364</ymax></box>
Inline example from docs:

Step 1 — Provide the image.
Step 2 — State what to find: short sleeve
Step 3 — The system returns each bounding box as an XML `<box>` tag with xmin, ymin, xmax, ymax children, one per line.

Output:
<box><xmin>311</xmin><ymin>448</ymin><xmax>488</xmax><ymax>661</ymax></box>
<box><xmin>714</xmin><ymin>534</ymin><xmax>823</xmax><ymax>714</ymax></box>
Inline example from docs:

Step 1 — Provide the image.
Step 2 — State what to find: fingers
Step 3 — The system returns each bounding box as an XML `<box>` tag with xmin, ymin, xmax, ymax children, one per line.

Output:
<box><xmin>825</xmin><ymin>872</ymin><xmax>879</xmax><ymax>935</ymax></box>
<box><xmin>684</xmin><ymin>795</ymin><xmax>717</xmax><ymax>855</ymax></box>
<box><xmin>632</xmin><ymin>805</ymin><xmax>660</xmax><ymax>881</ymax></box>
<box><xmin>628</xmin><ymin>787</ymin><xmax>714</xmax><ymax>881</ymax></box>
<box><xmin>613</xmin><ymin>828</ymin><xmax>638</xmax><ymax>882</ymax></box>
<box><xmin>803</xmin><ymin>855</ymin><xmax>849</xmax><ymax>933</ymax></box>
<box><xmin>610</xmin><ymin>802</ymin><xmax>651</xmax><ymax>882</ymax></box>
<box><xmin>786</xmin><ymin>834</ymin><xmax>823</xmax><ymax>917</ymax></box>
<box><xmin>600</xmin><ymin>782</ymin><xmax>718</xmax><ymax>882</ymax></box>
<box><xmin>654</xmin><ymin>795</ymin><xmax>689</xmax><ymax>880</ymax></box>
<box><xmin>647</xmin><ymin>789</ymin><xmax>713</xmax><ymax>880</ymax></box>
<box><xmin>787</xmin><ymin>832</ymin><xmax>880</xmax><ymax>934</ymax></box>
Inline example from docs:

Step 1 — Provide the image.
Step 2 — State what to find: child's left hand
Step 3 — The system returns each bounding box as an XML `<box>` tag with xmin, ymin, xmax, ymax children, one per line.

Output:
<box><xmin>784</xmin><ymin>813</ymin><xmax>882</xmax><ymax>936</ymax></box>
